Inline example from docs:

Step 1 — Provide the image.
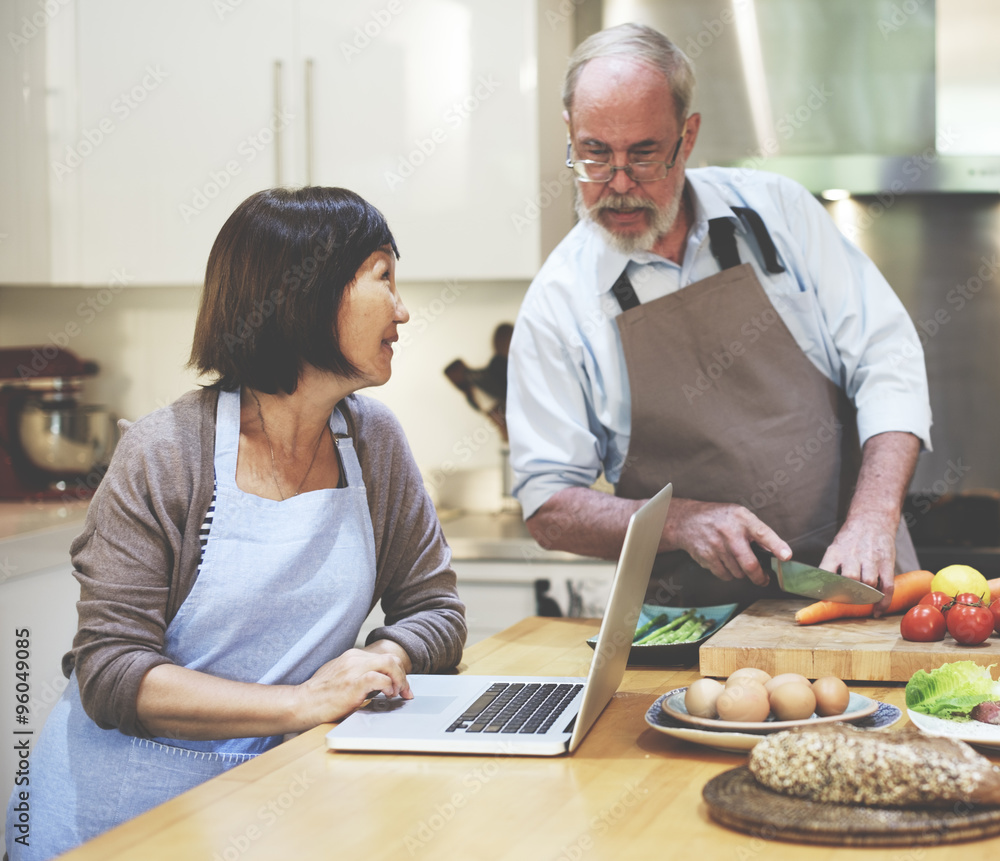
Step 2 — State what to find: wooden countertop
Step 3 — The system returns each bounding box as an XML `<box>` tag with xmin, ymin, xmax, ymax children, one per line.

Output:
<box><xmin>60</xmin><ymin>617</ymin><xmax>1000</xmax><ymax>860</ymax></box>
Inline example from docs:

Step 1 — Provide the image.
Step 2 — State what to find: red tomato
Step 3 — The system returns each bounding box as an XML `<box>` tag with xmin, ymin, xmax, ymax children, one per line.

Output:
<box><xmin>955</xmin><ymin>592</ymin><xmax>986</xmax><ymax>607</ymax></box>
<box><xmin>991</xmin><ymin>599</ymin><xmax>1000</xmax><ymax>635</ymax></box>
<box><xmin>919</xmin><ymin>591</ymin><xmax>952</xmax><ymax>613</ymax></box>
<box><xmin>899</xmin><ymin>605</ymin><xmax>946</xmax><ymax>642</ymax></box>
<box><xmin>947</xmin><ymin>602</ymin><xmax>994</xmax><ymax>645</ymax></box>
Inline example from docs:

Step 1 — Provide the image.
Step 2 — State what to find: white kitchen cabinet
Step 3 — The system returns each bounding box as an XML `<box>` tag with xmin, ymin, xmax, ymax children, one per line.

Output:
<box><xmin>0</xmin><ymin>0</ymin><xmax>57</xmax><ymax>284</ymax></box>
<box><xmin>1</xmin><ymin>0</ymin><xmax>572</xmax><ymax>286</ymax></box>
<box><xmin>13</xmin><ymin>0</ymin><xmax>296</xmax><ymax>286</ymax></box>
<box><xmin>299</xmin><ymin>0</ymin><xmax>544</xmax><ymax>280</ymax></box>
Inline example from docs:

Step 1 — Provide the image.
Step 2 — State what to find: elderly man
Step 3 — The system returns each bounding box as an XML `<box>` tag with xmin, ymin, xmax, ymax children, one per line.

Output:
<box><xmin>506</xmin><ymin>22</ymin><xmax>931</xmax><ymax>611</ymax></box>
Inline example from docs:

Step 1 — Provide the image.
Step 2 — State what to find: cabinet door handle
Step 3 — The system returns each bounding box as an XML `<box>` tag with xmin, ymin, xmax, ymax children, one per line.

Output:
<box><xmin>273</xmin><ymin>60</ymin><xmax>284</xmax><ymax>186</ymax></box>
<box><xmin>304</xmin><ymin>58</ymin><xmax>315</xmax><ymax>186</ymax></box>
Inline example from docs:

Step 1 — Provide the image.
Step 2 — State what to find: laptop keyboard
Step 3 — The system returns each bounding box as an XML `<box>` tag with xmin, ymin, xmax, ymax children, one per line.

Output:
<box><xmin>445</xmin><ymin>682</ymin><xmax>583</xmax><ymax>735</ymax></box>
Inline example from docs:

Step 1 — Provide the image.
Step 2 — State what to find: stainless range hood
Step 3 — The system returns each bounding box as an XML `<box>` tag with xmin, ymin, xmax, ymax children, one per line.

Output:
<box><xmin>602</xmin><ymin>0</ymin><xmax>1000</xmax><ymax>193</ymax></box>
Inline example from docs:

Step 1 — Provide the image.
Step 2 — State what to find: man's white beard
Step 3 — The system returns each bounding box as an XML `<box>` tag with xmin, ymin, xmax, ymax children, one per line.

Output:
<box><xmin>576</xmin><ymin>187</ymin><xmax>682</xmax><ymax>255</ymax></box>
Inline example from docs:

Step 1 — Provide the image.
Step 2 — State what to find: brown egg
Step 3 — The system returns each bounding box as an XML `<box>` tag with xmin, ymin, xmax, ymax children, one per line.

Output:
<box><xmin>725</xmin><ymin>667</ymin><xmax>772</xmax><ymax>688</ymax></box>
<box><xmin>764</xmin><ymin>673</ymin><xmax>813</xmax><ymax>695</ymax></box>
<box><xmin>768</xmin><ymin>681</ymin><xmax>817</xmax><ymax>721</ymax></box>
<box><xmin>684</xmin><ymin>677</ymin><xmax>725</xmax><ymax>719</ymax></box>
<box><xmin>716</xmin><ymin>679</ymin><xmax>771</xmax><ymax>722</ymax></box>
<box><xmin>812</xmin><ymin>676</ymin><xmax>851</xmax><ymax>716</ymax></box>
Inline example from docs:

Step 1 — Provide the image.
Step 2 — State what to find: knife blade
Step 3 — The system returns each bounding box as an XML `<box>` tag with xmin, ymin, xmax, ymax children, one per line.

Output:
<box><xmin>771</xmin><ymin>558</ymin><xmax>884</xmax><ymax>604</ymax></box>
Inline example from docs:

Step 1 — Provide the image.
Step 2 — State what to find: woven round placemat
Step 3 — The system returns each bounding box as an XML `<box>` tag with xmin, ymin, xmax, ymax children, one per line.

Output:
<box><xmin>703</xmin><ymin>767</ymin><xmax>1000</xmax><ymax>847</ymax></box>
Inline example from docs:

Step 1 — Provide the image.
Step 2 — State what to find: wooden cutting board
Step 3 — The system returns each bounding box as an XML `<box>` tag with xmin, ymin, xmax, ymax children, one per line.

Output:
<box><xmin>699</xmin><ymin>598</ymin><xmax>1000</xmax><ymax>682</ymax></box>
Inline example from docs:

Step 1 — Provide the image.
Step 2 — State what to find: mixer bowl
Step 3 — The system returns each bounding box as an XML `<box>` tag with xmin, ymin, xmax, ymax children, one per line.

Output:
<box><xmin>18</xmin><ymin>401</ymin><xmax>117</xmax><ymax>476</ymax></box>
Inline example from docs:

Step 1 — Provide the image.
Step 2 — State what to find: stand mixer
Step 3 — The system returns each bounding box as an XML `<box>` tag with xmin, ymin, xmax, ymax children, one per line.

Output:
<box><xmin>0</xmin><ymin>347</ymin><xmax>116</xmax><ymax>500</ymax></box>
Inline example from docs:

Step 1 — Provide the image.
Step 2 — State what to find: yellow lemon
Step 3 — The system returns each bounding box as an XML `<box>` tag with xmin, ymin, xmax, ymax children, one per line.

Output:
<box><xmin>930</xmin><ymin>564</ymin><xmax>989</xmax><ymax>602</ymax></box>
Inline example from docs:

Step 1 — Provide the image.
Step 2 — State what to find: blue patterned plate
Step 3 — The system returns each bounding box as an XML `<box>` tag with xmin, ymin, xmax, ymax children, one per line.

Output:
<box><xmin>645</xmin><ymin>688</ymin><xmax>902</xmax><ymax>753</ymax></box>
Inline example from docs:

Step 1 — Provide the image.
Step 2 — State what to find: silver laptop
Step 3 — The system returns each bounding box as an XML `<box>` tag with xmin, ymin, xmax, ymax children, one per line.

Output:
<box><xmin>325</xmin><ymin>483</ymin><xmax>672</xmax><ymax>757</ymax></box>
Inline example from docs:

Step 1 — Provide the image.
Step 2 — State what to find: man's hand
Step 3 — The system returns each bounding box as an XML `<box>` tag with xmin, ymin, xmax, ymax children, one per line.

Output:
<box><xmin>819</xmin><ymin>431</ymin><xmax>921</xmax><ymax>617</ymax></box>
<box><xmin>664</xmin><ymin>498</ymin><xmax>792</xmax><ymax>586</ymax></box>
<box><xmin>527</xmin><ymin>487</ymin><xmax>790</xmax><ymax>585</ymax></box>
<box><xmin>820</xmin><ymin>515</ymin><xmax>897</xmax><ymax>615</ymax></box>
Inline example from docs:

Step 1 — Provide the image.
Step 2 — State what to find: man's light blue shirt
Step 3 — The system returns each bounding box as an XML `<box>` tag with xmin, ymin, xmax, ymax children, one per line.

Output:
<box><xmin>507</xmin><ymin>167</ymin><xmax>932</xmax><ymax>519</ymax></box>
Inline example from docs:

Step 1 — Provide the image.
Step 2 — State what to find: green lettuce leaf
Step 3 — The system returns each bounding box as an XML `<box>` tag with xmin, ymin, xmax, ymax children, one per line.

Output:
<box><xmin>905</xmin><ymin>661</ymin><xmax>1000</xmax><ymax>720</ymax></box>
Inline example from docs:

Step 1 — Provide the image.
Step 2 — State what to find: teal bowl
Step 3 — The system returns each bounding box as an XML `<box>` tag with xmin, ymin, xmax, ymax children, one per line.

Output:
<box><xmin>587</xmin><ymin>603</ymin><xmax>739</xmax><ymax>666</ymax></box>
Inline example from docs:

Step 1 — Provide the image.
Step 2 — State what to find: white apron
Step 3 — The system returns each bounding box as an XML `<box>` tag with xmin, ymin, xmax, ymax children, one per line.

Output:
<box><xmin>6</xmin><ymin>390</ymin><xmax>376</xmax><ymax>860</ymax></box>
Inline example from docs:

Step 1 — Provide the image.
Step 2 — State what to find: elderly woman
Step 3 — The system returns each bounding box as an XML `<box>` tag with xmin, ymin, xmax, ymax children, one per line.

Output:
<box><xmin>5</xmin><ymin>187</ymin><xmax>466</xmax><ymax>861</ymax></box>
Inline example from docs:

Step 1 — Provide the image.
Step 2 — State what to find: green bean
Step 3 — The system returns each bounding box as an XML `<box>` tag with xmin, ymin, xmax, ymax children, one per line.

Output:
<box><xmin>633</xmin><ymin>609</ymin><xmax>695</xmax><ymax>645</ymax></box>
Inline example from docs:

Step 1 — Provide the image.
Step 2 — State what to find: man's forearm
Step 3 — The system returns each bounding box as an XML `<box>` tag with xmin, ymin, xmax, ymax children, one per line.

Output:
<box><xmin>524</xmin><ymin>487</ymin><xmax>790</xmax><ymax>587</ymax></box>
<box><xmin>845</xmin><ymin>431</ymin><xmax>921</xmax><ymax>529</ymax></box>
<box><xmin>525</xmin><ymin>487</ymin><xmax>643</xmax><ymax>560</ymax></box>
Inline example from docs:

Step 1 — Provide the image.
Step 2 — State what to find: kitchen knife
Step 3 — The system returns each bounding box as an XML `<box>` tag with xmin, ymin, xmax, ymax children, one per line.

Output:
<box><xmin>771</xmin><ymin>558</ymin><xmax>884</xmax><ymax>604</ymax></box>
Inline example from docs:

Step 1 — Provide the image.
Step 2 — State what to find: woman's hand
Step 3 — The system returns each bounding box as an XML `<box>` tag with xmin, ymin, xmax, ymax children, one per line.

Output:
<box><xmin>136</xmin><ymin>641</ymin><xmax>414</xmax><ymax>739</ymax></box>
<box><xmin>292</xmin><ymin>643</ymin><xmax>412</xmax><ymax>726</ymax></box>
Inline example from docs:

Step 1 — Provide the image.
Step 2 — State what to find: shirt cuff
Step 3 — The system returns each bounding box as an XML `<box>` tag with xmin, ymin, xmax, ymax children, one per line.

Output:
<box><xmin>514</xmin><ymin>471</ymin><xmax>595</xmax><ymax>520</ymax></box>
<box><xmin>856</xmin><ymin>395</ymin><xmax>933</xmax><ymax>452</ymax></box>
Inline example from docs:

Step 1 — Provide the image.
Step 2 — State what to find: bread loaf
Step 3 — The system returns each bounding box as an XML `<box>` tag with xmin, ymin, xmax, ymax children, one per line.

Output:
<box><xmin>749</xmin><ymin>723</ymin><xmax>1000</xmax><ymax>808</ymax></box>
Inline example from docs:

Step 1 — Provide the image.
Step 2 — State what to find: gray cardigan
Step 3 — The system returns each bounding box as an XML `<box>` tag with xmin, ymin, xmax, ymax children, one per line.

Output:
<box><xmin>65</xmin><ymin>388</ymin><xmax>467</xmax><ymax>736</ymax></box>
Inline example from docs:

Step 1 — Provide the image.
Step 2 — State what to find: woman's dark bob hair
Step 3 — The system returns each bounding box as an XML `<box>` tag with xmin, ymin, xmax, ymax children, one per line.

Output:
<box><xmin>189</xmin><ymin>186</ymin><xmax>399</xmax><ymax>394</ymax></box>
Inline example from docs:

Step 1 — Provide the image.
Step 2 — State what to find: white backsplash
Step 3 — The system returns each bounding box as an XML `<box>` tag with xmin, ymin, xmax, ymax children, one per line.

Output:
<box><xmin>0</xmin><ymin>281</ymin><xmax>528</xmax><ymax>507</ymax></box>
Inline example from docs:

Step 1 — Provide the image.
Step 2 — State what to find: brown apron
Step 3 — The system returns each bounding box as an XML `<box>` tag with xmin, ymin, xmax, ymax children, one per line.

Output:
<box><xmin>613</xmin><ymin>209</ymin><xmax>918</xmax><ymax>607</ymax></box>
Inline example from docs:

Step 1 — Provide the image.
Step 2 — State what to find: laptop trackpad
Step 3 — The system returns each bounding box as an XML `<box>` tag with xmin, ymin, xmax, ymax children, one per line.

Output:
<box><xmin>365</xmin><ymin>695</ymin><xmax>457</xmax><ymax>716</ymax></box>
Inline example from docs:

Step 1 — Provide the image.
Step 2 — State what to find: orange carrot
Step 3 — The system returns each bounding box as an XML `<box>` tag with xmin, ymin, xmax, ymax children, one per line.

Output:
<box><xmin>793</xmin><ymin>569</ymin><xmax>934</xmax><ymax>625</ymax></box>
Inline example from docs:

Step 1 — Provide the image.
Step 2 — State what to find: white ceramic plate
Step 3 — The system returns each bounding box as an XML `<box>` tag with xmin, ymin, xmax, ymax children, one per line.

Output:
<box><xmin>659</xmin><ymin>686</ymin><xmax>879</xmax><ymax>732</ymax></box>
<box><xmin>646</xmin><ymin>689</ymin><xmax>901</xmax><ymax>753</ymax></box>
<box><xmin>907</xmin><ymin>709</ymin><xmax>1000</xmax><ymax>750</ymax></box>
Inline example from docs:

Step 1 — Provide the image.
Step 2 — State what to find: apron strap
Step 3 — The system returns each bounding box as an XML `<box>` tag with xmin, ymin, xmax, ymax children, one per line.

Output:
<box><xmin>732</xmin><ymin>206</ymin><xmax>786</xmax><ymax>274</ymax></box>
<box><xmin>708</xmin><ymin>207</ymin><xmax>785</xmax><ymax>274</ymax></box>
<box><xmin>611</xmin><ymin>268</ymin><xmax>640</xmax><ymax>311</ymax></box>
<box><xmin>330</xmin><ymin>401</ymin><xmax>365</xmax><ymax>488</ymax></box>
<box><xmin>708</xmin><ymin>216</ymin><xmax>741</xmax><ymax>271</ymax></box>
<box><xmin>610</xmin><ymin>206</ymin><xmax>784</xmax><ymax>313</ymax></box>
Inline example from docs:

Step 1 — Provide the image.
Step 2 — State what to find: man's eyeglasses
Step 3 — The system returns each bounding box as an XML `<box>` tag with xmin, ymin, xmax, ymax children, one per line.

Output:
<box><xmin>565</xmin><ymin>132</ymin><xmax>686</xmax><ymax>183</ymax></box>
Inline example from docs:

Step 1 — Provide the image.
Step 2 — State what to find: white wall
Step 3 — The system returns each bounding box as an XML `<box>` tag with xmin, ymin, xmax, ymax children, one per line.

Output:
<box><xmin>0</xmin><ymin>279</ymin><xmax>529</xmax><ymax>507</ymax></box>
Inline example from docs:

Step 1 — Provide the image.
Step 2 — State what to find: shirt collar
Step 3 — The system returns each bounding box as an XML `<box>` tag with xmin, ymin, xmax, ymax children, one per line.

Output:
<box><xmin>587</xmin><ymin>173</ymin><xmax>745</xmax><ymax>297</ymax></box>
